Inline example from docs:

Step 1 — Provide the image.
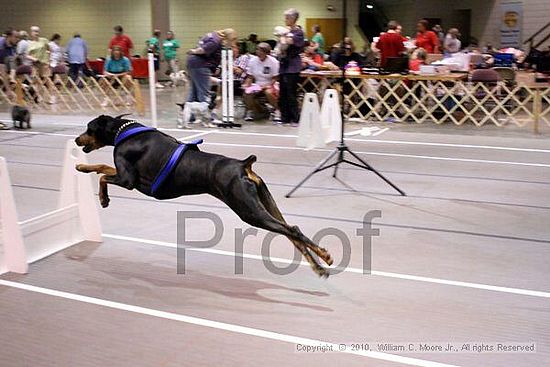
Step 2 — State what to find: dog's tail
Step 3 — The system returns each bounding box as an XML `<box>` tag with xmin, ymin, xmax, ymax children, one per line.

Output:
<box><xmin>241</xmin><ymin>155</ymin><xmax>257</xmax><ymax>169</ymax></box>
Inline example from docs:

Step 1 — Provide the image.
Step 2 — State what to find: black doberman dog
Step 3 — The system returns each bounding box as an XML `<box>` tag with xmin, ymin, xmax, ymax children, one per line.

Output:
<box><xmin>75</xmin><ymin>115</ymin><xmax>333</xmax><ymax>277</ymax></box>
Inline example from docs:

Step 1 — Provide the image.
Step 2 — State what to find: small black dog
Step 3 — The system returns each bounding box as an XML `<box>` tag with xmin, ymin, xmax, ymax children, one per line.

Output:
<box><xmin>75</xmin><ymin>115</ymin><xmax>333</xmax><ymax>277</ymax></box>
<box><xmin>12</xmin><ymin>105</ymin><xmax>31</xmax><ymax>129</ymax></box>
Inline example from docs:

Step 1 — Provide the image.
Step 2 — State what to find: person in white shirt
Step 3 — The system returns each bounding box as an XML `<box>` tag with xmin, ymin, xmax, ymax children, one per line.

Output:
<box><xmin>444</xmin><ymin>28</ymin><xmax>461</xmax><ymax>54</ymax></box>
<box><xmin>242</xmin><ymin>42</ymin><xmax>280</xmax><ymax>121</ymax></box>
<box><xmin>48</xmin><ymin>33</ymin><xmax>65</xmax><ymax>69</ymax></box>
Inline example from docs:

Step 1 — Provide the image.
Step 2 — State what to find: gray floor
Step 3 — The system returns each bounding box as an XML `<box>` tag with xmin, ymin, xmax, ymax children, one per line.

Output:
<box><xmin>0</xmin><ymin>110</ymin><xmax>549</xmax><ymax>367</ymax></box>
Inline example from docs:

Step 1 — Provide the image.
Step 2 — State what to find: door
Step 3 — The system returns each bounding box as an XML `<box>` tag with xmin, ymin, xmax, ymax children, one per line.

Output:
<box><xmin>305</xmin><ymin>18</ymin><xmax>344</xmax><ymax>50</ymax></box>
<box><xmin>452</xmin><ymin>9</ymin><xmax>472</xmax><ymax>47</ymax></box>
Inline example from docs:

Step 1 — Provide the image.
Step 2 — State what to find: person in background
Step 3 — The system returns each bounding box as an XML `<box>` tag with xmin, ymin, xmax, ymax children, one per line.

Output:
<box><xmin>181</xmin><ymin>28</ymin><xmax>237</xmax><ymax>128</ymax></box>
<box><xmin>334</xmin><ymin>43</ymin><xmax>363</xmax><ymax>68</ymax></box>
<box><xmin>16</xmin><ymin>30</ymin><xmax>31</xmax><ymax>66</ymax></box>
<box><xmin>301</xmin><ymin>41</ymin><xmax>324</xmax><ymax>70</ymax></box>
<box><xmin>432</xmin><ymin>24</ymin><xmax>445</xmax><ymax>48</ymax></box>
<box><xmin>66</xmin><ymin>33</ymin><xmax>88</xmax><ymax>86</ymax></box>
<box><xmin>27</xmin><ymin>26</ymin><xmax>50</xmax><ymax>78</ymax></box>
<box><xmin>311</xmin><ymin>24</ymin><xmax>325</xmax><ymax>56</ymax></box>
<box><xmin>100</xmin><ymin>45</ymin><xmax>133</xmax><ymax>106</ymax></box>
<box><xmin>0</xmin><ymin>28</ymin><xmax>18</xmax><ymax>85</ymax></box>
<box><xmin>377</xmin><ymin>20</ymin><xmax>406</xmax><ymax>67</ymax></box>
<box><xmin>48</xmin><ymin>33</ymin><xmax>65</xmax><ymax>70</ymax></box>
<box><xmin>146</xmin><ymin>29</ymin><xmax>163</xmax><ymax>88</ymax></box>
<box><xmin>278</xmin><ymin>8</ymin><xmax>304</xmax><ymax>126</ymax></box>
<box><xmin>444</xmin><ymin>28</ymin><xmax>461</xmax><ymax>54</ymax></box>
<box><xmin>243</xmin><ymin>42</ymin><xmax>280</xmax><ymax>122</ymax></box>
<box><xmin>409</xmin><ymin>47</ymin><xmax>427</xmax><ymax>71</ymax></box>
<box><xmin>415</xmin><ymin>20</ymin><xmax>439</xmax><ymax>54</ymax></box>
<box><xmin>233</xmin><ymin>43</ymin><xmax>251</xmax><ymax>90</ymax></box>
<box><xmin>246</xmin><ymin>33</ymin><xmax>259</xmax><ymax>54</ymax></box>
<box><xmin>163</xmin><ymin>30</ymin><xmax>180</xmax><ymax>75</ymax></box>
<box><xmin>108</xmin><ymin>25</ymin><xmax>133</xmax><ymax>57</ymax></box>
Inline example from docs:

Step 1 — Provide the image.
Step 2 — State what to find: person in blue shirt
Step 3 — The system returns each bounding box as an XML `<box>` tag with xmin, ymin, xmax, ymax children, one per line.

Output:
<box><xmin>100</xmin><ymin>45</ymin><xmax>133</xmax><ymax>106</ymax></box>
<box><xmin>66</xmin><ymin>33</ymin><xmax>88</xmax><ymax>85</ymax></box>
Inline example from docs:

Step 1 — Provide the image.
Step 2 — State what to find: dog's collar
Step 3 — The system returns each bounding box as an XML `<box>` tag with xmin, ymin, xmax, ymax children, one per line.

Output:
<box><xmin>114</xmin><ymin>120</ymin><xmax>139</xmax><ymax>142</ymax></box>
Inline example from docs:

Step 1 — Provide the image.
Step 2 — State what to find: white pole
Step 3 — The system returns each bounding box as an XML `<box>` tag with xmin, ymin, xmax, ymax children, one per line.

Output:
<box><xmin>228</xmin><ymin>48</ymin><xmax>234</xmax><ymax>123</ymax></box>
<box><xmin>221</xmin><ymin>49</ymin><xmax>228</xmax><ymax>123</ymax></box>
<box><xmin>147</xmin><ymin>53</ymin><xmax>158</xmax><ymax>128</ymax></box>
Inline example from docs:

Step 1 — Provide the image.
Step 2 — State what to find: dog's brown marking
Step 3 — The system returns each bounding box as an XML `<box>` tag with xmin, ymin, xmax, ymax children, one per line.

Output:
<box><xmin>241</xmin><ymin>155</ymin><xmax>333</xmax><ymax>275</ymax></box>
<box><xmin>76</xmin><ymin>164</ymin><xmax>116</xmax><ymax>175</ymax></box>
<box><xmin>76</xmin><ymin>164</ymin><xmax>116</xmax><ymax>207</ymax></box>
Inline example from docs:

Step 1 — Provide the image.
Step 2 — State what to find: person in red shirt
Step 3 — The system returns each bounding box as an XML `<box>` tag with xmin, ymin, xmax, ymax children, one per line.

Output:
<box><xmin>377</xmin><ymin>20</ymin><xmax>406</xmax><ymax>67</ymax></box>
<box><xmin>108</xmin><ymin>25</ymin><xmax>134</xmax><ymax>57</ymax></box>
<box><xmin>409</xmin><ymin>48</ymin><xmax>427</xmax><ymax>71</ymax></box>
<box><xmin>415</xmin><ymin>19</ymin><xmax>439</xmax><ymax>54</ymax></box>
<box><xmin>301</xmin><ymin>41</ymin><xmax>324</xmax><ymax>70</ymax></box>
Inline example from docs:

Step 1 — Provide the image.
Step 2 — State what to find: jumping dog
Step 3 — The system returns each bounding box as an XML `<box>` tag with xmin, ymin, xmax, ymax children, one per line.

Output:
<box><xmin>75</xmin><ymin>115</ymin><xmax>333</xmax><ymax>277</ymax></box>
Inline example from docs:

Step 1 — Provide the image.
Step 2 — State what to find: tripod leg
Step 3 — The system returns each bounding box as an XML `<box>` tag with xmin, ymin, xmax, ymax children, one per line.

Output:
<box><xmin>285</xmin><ymin>149</ymin><xmax>339</xmax><ymax>198</ymax></box>
<box><xmin>332</xmin><ymin>150</ymin><xmax>341</xmax><ymax>178</ymax></box>
<box><xmin>347</xmin><ymin>150</ymin><xmax>406</xmax><ymax>196</ymax></box>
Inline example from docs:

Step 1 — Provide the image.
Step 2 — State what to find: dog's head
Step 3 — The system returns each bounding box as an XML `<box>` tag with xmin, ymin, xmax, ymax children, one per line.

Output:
<box><xmin>75</xmin><ymin>114</ymin><xmax>123</xmax><ymax>153</ymax></box>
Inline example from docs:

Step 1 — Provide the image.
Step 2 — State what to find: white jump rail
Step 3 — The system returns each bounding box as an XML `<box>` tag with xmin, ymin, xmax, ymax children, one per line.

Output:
<box><xmin>0</xmin><ymin>140</ymin><xmax>102</xmax><ymax>274</ymax></box>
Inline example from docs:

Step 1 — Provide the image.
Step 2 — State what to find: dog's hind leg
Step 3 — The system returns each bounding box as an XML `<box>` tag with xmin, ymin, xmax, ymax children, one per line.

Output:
<box><xmin>243</xmin><ymin>157</ymin><xmax>333</xmax><ymax>267</ymax></box>
<box><xmin>223</xmin><ymin>170</ymin><xmax>330</xmax><ymax>277</ymax></box>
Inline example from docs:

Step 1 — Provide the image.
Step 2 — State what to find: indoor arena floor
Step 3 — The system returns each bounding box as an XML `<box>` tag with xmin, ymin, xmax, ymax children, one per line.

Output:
<box><xmin>0</xmin><ymin>113</ymin><xmax>549</xmax><ymax>367</ymax></box>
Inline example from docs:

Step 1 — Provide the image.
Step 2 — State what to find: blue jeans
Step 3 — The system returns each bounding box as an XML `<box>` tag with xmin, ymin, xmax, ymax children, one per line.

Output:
<box><xmin>187</xmin><ymin>67</ymin><xmax>211</xmax><ymax>103</ymax></box>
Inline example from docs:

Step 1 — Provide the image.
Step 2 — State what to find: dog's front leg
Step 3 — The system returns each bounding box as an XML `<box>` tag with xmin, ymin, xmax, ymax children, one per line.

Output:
<box><xmin>76</xmin><ymin>164</ymin><xmax>116</xmax><ymax>175</ymax></box>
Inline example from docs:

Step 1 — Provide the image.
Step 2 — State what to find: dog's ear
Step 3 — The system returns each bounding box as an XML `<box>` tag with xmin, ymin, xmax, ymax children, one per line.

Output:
<box><xmin>114</xmin><ymin>113</ymin><xmax>132</xmax><ymax>120</ymax></box>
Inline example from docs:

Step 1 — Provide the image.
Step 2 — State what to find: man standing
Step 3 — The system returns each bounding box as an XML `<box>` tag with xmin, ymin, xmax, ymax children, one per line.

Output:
<box><xmin>163</xmin><ymin>30</ymin><xmax>180</xmax><ymax>75</ymax></box>
<box><xmin>377</xmin><ymin>20</ymin><xmax>406</xmax><ymax>67</ymax></box>
<box><xmin>278</xmin><ymin>8</ymin><xmax>304</xmax><ymax>126</ymax></box>
<box><xmin>108</xmin><ymin>25</ymin><xmax>133</xmax><ymax>58</ymax></box>
<box><xmin>66</xmin><ymin>33</ymin><xmax>88</xmax><ymax>86</ymax></box>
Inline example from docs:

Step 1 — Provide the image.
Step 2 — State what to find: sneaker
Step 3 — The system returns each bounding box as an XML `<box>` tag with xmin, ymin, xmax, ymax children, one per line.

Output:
<box><xmin>271</xmin><ymin>110</ymin><xmax>281</xmax><ymax>122</ymax></box>
<box><xmin>244</xmin><ymin>111</ymin><xmax>254</xmax><ymax>121</ymax></box>
<box><xmin>155</xmin><ymin>82</ymin><xmax>165</xmax><ymax>88</ymax></box>
<box><xmin>100</xmin><ymin>98</ymin><xmax>109</xmax><ymax>107</ymax></box>
<box><xmin>48</xmin><ymin>95</ymin><xmax>57</xmax><ymax>104</ymax></box>
<box><xmin>125</xmin><ymin>96</ymin><xmax>134</xmax><ymax>106</ymax></box>
<box><xmin>290</xmin><ymin>122</ymin><xmax>299</xmax><ymax>127</ymax></box>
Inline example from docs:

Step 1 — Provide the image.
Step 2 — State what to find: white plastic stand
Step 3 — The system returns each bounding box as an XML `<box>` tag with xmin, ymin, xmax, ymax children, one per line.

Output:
<box><xmin>320</xmin><ymin>89</ymin><xmax>342</xmax><ymax>143</ymax></box>
<box><xmin>148</xmin><ymin>53</ymin><xmax>158</xmax><ymax>128</ymax></box>
<box><xmin>0</xmin><ymin>140</ymin><xmax>102</xmax><ymax>274</ymax></box>
<box><xmin>221</xmin><ymin>48</ymin><xmax>234</xmax><ymax>123</ymax></box>
<box><xmin>296</xmin><ymin>93</ymin><xmax>325</xmax><ymax>150</ymax></box>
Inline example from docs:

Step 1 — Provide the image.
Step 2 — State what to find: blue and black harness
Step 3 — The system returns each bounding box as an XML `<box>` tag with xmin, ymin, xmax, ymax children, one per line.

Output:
<box><xmin>114</xmin><ymin>125</ymin><xmax>203</xmax><ymax>195</ymax></box>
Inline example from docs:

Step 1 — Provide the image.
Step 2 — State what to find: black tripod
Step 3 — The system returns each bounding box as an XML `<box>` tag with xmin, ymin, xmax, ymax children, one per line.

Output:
<box><xmin>285</xmin><ymin>0</ymin><xmax>405</xmax><ymax>198</ymax></box>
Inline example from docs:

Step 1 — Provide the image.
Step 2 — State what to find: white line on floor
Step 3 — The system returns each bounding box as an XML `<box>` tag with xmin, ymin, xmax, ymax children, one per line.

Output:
<box><xmin>180</xmin><ymin>131</ymin><xmax>212</xmax><ymax>141</ymax></box>
<box><xmin>0</xmin><ymin>279</ymin><xmax>457</xmax><ymax>367</ymax></box>
<box><xmin>103</xmin><ymin>233</ymin><xmax>550</xmax><ymax>299</ymax></box>
<box><xmin>202</xmin><ymin>142</ymin><xmax>550</xmax><ymax>168</ymax></box>
<box><xmin>372</xmin><ymin>128</ymin><xmax>390</xmax><ymax>136</ymax></box>
<box><xmin>2</xmin><ymin>130</ymin><xmax>549</xmax><ymax>167</ymax></box>
<box><xmin>4</xmin><ymin>127</ymin><xmax>549</xmax><ymax>153</ymax></box>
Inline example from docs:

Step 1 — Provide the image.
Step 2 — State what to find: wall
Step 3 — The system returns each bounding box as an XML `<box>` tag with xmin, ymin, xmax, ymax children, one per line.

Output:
<box><xmin>378</xmin><ymin>0</ymin><xmax>549</xmax><ymax>49</ymax></box>
<box><xmin>169</xmin><ymin>0</ymin><xmax>365</xmax><ymax>51</ymax></box>
<box><xmin>0</xmin><ymin>0</ymin><xmax>151</xmax><ymax>58</ymax></box>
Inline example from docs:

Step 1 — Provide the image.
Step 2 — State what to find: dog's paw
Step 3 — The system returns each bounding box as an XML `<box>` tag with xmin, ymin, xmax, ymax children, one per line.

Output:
<box><xmin>75</xmin><ymin>164</ymin><xmax>90</xmax><ymax>173</ymax></box>
<box><xmin>99</xmin><ymin>195</ymin><xmax>110</xmax><ymax>208</ymax></box>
